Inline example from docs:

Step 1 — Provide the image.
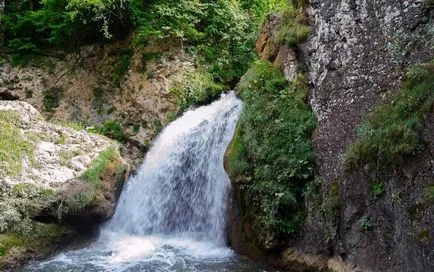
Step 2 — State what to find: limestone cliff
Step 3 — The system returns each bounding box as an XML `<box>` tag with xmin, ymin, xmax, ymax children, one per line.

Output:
<box><xmin>0</xmin><ymin>101</ymin><xmax>128</xmax><ymax>269</ymax></box>
<box><xmin>228</xmin><ymin>1</ymin><xmax>434</xmax><ymax>272</ymax></box>
<box><xmin>302</xmin><ymin>1</ymin><xmax>433</xmax><ymax>271</ymax></box>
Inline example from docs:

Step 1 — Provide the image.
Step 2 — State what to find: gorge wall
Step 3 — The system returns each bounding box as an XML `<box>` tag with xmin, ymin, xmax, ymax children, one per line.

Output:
<box><xmin>229</xmin><ymin>1</ymin><xmax>433</xmax><ymax>271</ymax></box>
<box><xmin>303</xmin><ymin>1</ymin><xmax>434</xmax><ymax>271</ymax></box>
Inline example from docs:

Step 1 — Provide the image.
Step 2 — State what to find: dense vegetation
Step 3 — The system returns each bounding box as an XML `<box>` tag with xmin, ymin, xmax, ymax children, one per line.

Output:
<box><xmin>2</xmin><ymin>0</ymin><xmax>287</xmax><ymax>85</ymax></box>
<box><xmin>345</xmin><ymin>62</ymin><xmax>434</xmax><ymax>170</ymax></box>
<box><xmin>226</xmin><ymin>60</ymin><xmax>316</xmax><ymax>247</ymax></box>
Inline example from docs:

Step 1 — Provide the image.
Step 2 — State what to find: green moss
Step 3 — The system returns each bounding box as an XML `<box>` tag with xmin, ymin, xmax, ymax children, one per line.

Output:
<box><xmin>0</xmin><ymin>223</ymin><xmax>70</xmax><ymax>258</ymax></box>
<box><xmin>0</xmin><ymin>110</ymin><xmax>36</xmax><ymax>176</ymax></box>
<box><xmin>63</xmin><ymin>189</ymin><xmax>97</xmax><ymax>214</ymax></box>
<box><xmin>359</xmin><ymin>215</ymin><xmax>373</xmax><ymax>232</ymax></box>
<box><xmin>81</xmin><ymin>146</ymin><xmax>117</xmax><ymax>186</ymax></box>
<box><xmin>320</xmin><ymin>181</ymin><xmax>341</xmax><ymax>227</ymax></box>
<box><xmin>227</xmin><ymin>60</ymin><xmax>316</xmax><ymax>245</ymax></box>
<box><xmin>345</xmin><ymin>62</ymin><xmax>434</xmax><ymax>170</ymax></box>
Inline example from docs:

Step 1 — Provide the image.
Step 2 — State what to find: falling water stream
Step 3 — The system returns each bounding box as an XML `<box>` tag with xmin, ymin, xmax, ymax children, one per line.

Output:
<box><xmin>23</xmin><ymin>92</ymin><xmax>279</xmax><ymax>272</ymax></box>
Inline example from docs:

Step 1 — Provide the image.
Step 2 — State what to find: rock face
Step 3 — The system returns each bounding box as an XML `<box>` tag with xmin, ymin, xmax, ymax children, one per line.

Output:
<box><xmin>0</xmin><ymin>39</ymin><xmax>194</xmax><ymax>168</ymax></box>
<box><xmin>230</xmin><ymin>2</ymin><xmax>434</xmax><ymax>272</ymax></box>
<box><xmin>256</xmin><ymin>13</ymin><xmax>299</xmax><ymax>82</ymax></box>
<box><xmin>0</xmin><ymin>101</ymin><xmax>111</xmax><ymax>185</ymax></box>
<box><xmin>298</xmin><ymin>1</ymin><xmax>434</xmax><ymax>271</ymax></box>
<box><xmin>0</xmin><ymin>101</ymin><xmax>128</xmax><ymax>269</ymax></box>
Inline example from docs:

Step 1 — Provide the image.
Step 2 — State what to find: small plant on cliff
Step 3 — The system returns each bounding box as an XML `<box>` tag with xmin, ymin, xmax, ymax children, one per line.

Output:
<box><xmin>359</xmin><ymin>215</ymin><xmax>373</xmax><ymax>232</ymax></box>
<box><xmin>89</xmin><ymin>121</ymin><xmax>126</xmax><ymax>142</ymax></box>
<box><xmin>278</xmin><ymin>5</ymin><xmax>311</xmax><ymax>47</ymax></box>
<box><xmin>345</xmin><ymin>62</ymin><xmax>434</xmax><ymax>170</ymax></box>
<box><xmin>227</xmin><ymin>60</ymin><xmax>316</xmax><ymax>246</ymax></box>
<box><xmin>81</xmin><ymin>146</ymin><xmax>117</xmax><ymax>186</ymax></box>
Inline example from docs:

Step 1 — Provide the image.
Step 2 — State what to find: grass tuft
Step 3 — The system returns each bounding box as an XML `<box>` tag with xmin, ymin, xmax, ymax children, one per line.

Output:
<box><xmin>81</xmin><ymin>146</ymin><xmax>117</xmax><ymax>186</ymax></box>
<box><xmin>0</xmin><ymin>110</ymin><xmax>36</xmax><ymax>176</ymax></box>
<box><xmin>345</xmin><ymin>62</ymin><xmax>434</xmax><ymax>170</ymax></box>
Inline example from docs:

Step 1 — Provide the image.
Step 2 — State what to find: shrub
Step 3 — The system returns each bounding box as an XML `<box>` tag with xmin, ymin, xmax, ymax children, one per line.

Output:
<box><xmin>3</xmin><ymin>0</ymin><xmax>129</xmax><ymax>53</ymax></box>
<box><xmin>170</xmin><ymin>69</ymin><xmax>224</xmax><ymax>112</ymax></box>
<box><xmin>227</xmin><ymin>60</ymin><xmax>316</xmax><ymax>245</ymax></box>
<box><xmin>90</xmin><ymin>120</ymin><xmax>126</xmax><ymax>142</ymax></box>
<box><xmin>345</xmin><ymin>62</ymin><xmax>434</xmax><ymax>170</ymax></box>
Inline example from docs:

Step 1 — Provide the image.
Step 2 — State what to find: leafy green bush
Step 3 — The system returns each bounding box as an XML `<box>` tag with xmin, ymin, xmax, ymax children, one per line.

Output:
<box><xmin>3</xmin><ymin>0</ymin><xmax>129</xmax><ymax>53</ymax></box>
<box><xmin>131</xmin><ymin>0</ymin><xmax>259</xmax><ymax>84</ymax></box>
<box><xmin>345</xmin><ymin>62</ymin><xmax>434</xmax><ymax>170</ymax></box>
<box><xmin>90</xmin><ymin>120</ymin><xmax>126</xmax><ymax>142</ymax></box>
<box><xmin>170</xmin><ymin>69</ymin><xmax>224</xmax><ymax>112</ymax></box>
<box><xmin>227</xmin><ymin>60</ymin><xmax>316</xmax><ymax>246</ymax></box>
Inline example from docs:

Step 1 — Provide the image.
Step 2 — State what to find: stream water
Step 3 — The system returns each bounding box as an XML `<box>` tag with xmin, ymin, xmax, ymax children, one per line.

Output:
<box><xmin>22</xmin><ymin>92</ymin><xmax>279</xmax><ymax>272</ymax></box>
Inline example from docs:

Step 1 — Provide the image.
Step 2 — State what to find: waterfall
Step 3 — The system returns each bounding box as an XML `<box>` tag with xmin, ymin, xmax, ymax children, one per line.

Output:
<box><xmin>23</xmin><ymin>92</ymin><xmax>277</xmax><ymax>271</ymax></box>
<box><xmin>107</xmin><ymin>91</ymin><xmax>243</xmax><ymax>244</ymax></box>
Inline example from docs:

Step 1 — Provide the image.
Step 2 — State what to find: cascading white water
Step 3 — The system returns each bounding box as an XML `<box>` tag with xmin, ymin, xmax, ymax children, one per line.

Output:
<box><xmin>24</xmin><ymin>92</ymin><xmax>276</xmax><ymax>272</ymax></box>
<box><xmin>107</xmin><ymin>92</ymin><xmax>241</xmax><ymax>244</ymax></box>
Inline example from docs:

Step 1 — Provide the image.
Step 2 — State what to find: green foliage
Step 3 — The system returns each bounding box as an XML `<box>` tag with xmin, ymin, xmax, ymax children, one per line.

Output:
<box><xmin>345</xmin><ymin>62</ymin><xmax>434</xmax><ymax>170</ymax></box>
<box><xmin>320</xmin><ymin>181</ymin><xmax>341</xmax><ymax>227</ymax></box>
<box><xmin>426</xmin><ymin>185</ymin><xmax>434</xmax><ymax>202</ymax></box>
<box><xmin>0</xmin><ymin>183</ymin><xmax>54</xmax><ymax>235</ymax></box>
<box><xmin>278</xmin><ymin>6</ymin><xmax>311</xmax><ymax>47</ymax></box>
<box><xmin>239</xmin><ymin>0</ymin><xmax>290</xmax><ymax>19</ymax></box>
<box><xmin>131</xmin><ymin>0</ymin><xmax>259</xmax><ymax>84</ymax></box>
<box><xmin>0</xmin><ymin>233</ymin><xmax>26</xmax><ymax>257</ymax></box>
<box><xmin>227</xmin><ymin>60</ymin><xmax>316</xmax><ymax>245</ymax></box>
<box><xmin>90</xmin><ymin>120</ymin><xmax>126</xmax><ymax>142</ymax></box>
<box><xmin>0</xmin><ymin>223</ymin><xmax>70</xmax><ymax>258</ymax></box>
<box><xmin>370</xmin><ymin>182</ymin><xmax>385</xmax><ymax>200</ymax></box>
<box><xmin>359</xmin><ymin>215</ymin><xmax>373</xmax><ymax>232</ymax></box>
<box><xmin>170</xmin><ymin>69</ymin><xmax>225</xmax><ymax>112</ymax></box>
<box><xmin>54</xmin><ymin>132</ymin><xmax>68</xmax><ymax>145</ymax></box>
<box><xmin>81</xmin><ymin>146</ymin><xmax>117</xmax><ymax>186</ymax></box>
<box><xmin>4</xmin><ymin>0</ymin><xmax>129</xmax><ymax>53</ymax></box>
<box><xmin>0</xmin><ymin>110</ymin><xmax>36</xmax><ymax>176</ymax></box>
